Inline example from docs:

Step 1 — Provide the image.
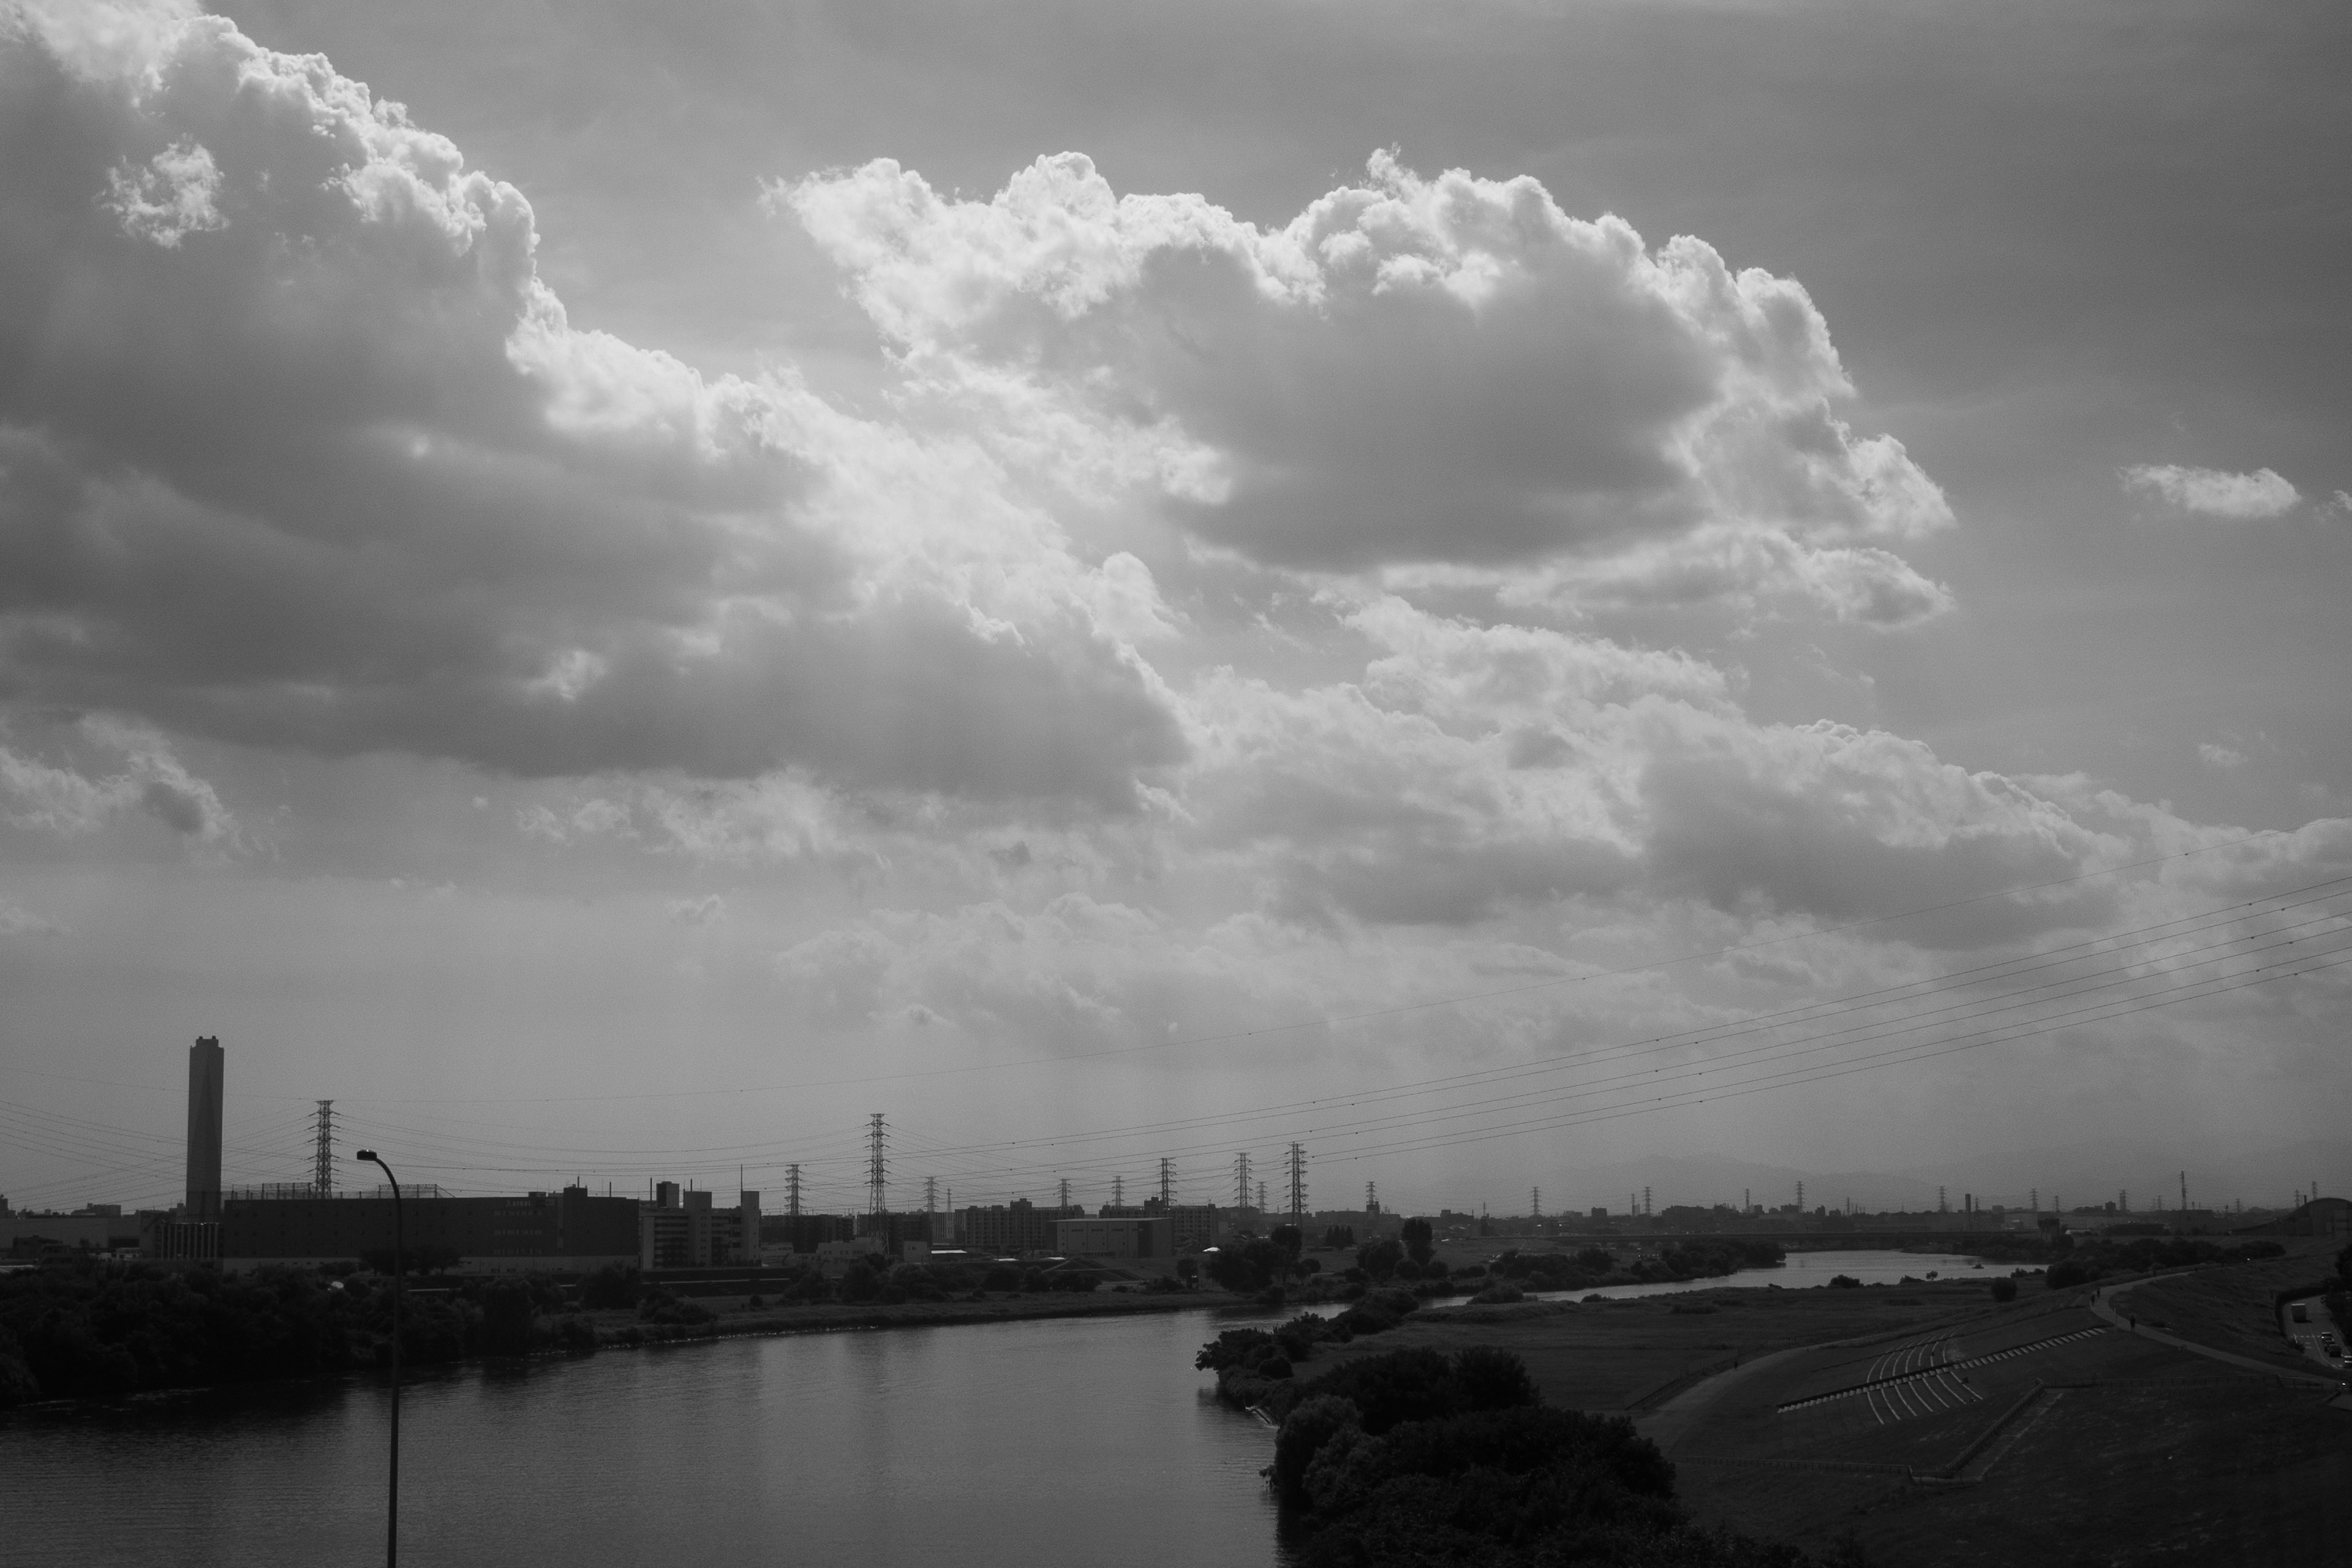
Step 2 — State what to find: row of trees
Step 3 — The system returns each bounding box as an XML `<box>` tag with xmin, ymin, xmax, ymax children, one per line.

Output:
<box><xmin>0</xmin><ymin>1259</ymin><xmax>598</xmax><ymax>1407</ymax></box>
<box><xmin>2043</xmin><ymin>1235</ymin><xmax>2281</xmax><ymax>1291</ymax></box>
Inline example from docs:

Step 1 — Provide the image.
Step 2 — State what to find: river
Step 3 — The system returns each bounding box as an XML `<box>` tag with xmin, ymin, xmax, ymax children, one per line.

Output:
<box><xmin>1</xmin><ymin>1250</ymin><xmax>1980</xmax><ymax>1565</ymax></box>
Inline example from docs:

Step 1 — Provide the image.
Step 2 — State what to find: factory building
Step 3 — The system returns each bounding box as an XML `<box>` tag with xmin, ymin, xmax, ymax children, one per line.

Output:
<box><xmin>638</xmin><ymin>1186</ymin><xmax>761</xmax><ymax>1270</ymax></box>
<box><xmin>218</xmin><ymin>1184</ymin><xmax>642</xmax><ymax>1273</ymax></box>
<box><xmin>1054</xmin><ymin>1215</ymin><xmax>1172</xmax><ymax>1260</ymax></box>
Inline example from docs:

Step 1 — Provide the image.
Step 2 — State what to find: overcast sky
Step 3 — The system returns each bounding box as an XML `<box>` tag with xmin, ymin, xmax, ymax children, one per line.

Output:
<box><xmin>2</xmin><ymin>0</ymin><xmax>2346</xmax><ymax>1219</ymax></box>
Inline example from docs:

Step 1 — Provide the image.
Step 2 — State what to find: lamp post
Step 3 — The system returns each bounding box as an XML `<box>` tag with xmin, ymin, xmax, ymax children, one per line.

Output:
<box><xmin>356</xmin><ymin>1148</ymin><xmax>402</xmax><ymax>1568</ymax></box>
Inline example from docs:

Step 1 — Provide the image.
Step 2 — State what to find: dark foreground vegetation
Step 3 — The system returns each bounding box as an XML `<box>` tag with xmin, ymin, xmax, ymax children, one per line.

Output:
<box><xmin>0</xmin><ymin>1259</ymin><xmax>592</xmax><ymax>1406</ymax></box>
<box><xmin>0</xmin><ymin>1251</ymin><xmax>1143</xmax><ymax>1406</ymax></box>
<box><xmin>2040</xmin><ymin>1234</ymin><xmax>2282</xmax><ymax>1290</ymax></box>
<box><xmin>1267</xmin><ymin>1346</ymin><xmax>1865</xmax><ymax>1567</ymax></box>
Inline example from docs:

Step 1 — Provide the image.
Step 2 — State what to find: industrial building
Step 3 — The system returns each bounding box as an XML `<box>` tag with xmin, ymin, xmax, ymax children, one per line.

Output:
<box><xmin>1054</xmin><ymin>1215</ymin><xmax>1172</xmax><ymax>1260</ymax></box>
<box><xmin>638</xmin><ymin>1186</ymin><xmax>760</xmax><ymax>1270</ymax></box>
<box><xmin>219</xmin><ymin>1184</ymin><xmax>642</xmax><ymax>1272</ymax></box>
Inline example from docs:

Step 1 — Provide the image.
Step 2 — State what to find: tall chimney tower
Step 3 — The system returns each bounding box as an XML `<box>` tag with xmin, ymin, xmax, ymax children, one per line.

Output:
<box><xmin>186</xmin><ymin>1036</ymin><xmax>224</xmax><ymax>1221</ymax></box>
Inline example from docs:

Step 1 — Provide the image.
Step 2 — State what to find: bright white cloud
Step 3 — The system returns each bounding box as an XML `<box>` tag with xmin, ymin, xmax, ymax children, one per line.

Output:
<box><xmin>785</xmin><ymin>151</ymin><xmax>1954</xmax><ymax>621</ymax></box>
<box><xmin>2122</xmin><ymin>463</ymin><xmax>2301</xmax><ymax>519</ymax></box>
<box><xmin>0</xmin><ymin>11</ymin><xmax>1182</xmax><ymax>807</ymax></box>
<box><xmin>102</xmin><ymin>135</ymin><xmax>225</xmax><ymax>248</ymax></box>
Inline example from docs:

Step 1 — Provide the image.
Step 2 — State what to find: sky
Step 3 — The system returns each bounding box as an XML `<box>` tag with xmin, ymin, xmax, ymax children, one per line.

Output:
<box><xmin>2</xmin><ymin>0</ymin><xmax>2347</xmax><ymax>1220</ymax></box>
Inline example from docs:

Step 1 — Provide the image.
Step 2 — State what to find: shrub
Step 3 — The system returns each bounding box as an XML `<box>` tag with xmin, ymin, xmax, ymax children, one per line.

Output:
<box><xmin>1260</xmin><ymin>1355</ymin><xmax>1294</xmax><ymax>1380</ymax></box>
<box><xmin>479</xmin><ymin>1277</ymin><xmax>538</xmax><ymax>1357</ymax></box>
<box><xmin>840</xmin><ymin>1262</ymin><xmax>882</xmax><ymax>1302</ymax></box>
<box><xmin>1453</xmin><ymin>1345</ymin><xmax>1539</xmax><ymax>1412</ymax></box>
<box><xmin>1989</xmin><ymin>1277</ymin><xmax>2018</xmax><ymax>1302</ymax></box>
<box><xmin>1273</xmin><ymin>1395</ymin><xmax>1363</xmax><ymax>1499</ymax></box>
<box><xmin>2046</xmin><ymin>1258</ymin><xmax>2097</xmax><ymax>1291</ymax></box>
<box><xmin>1828</xmin><ymin>1274</ymin><xmax>1861</xmax><ymax>1289</ymax></box>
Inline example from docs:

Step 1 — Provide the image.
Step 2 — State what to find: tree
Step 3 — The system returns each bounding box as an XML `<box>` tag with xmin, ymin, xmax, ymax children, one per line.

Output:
<box><xmin>1400</xmin><ymin>1216</ymin><xmax>1434</xmax><ymax>1265</ymax></box>
<box><xmin>840</xmin><ymin>1261</ymin><xmax>882</xmax><ymax>1302</ymax></box>
<box><xmin>1270</xmin><ymin>1224</ymin><xmax>1303</xmax><ymax>1262</ymax></box>
<box><xmin>1989</xmin><ymin>1277</ymin><xmax>2018</xmax><ymax>1302</ymax></box>
<box><xmin>1356</xmin><ymin>1238</ymin><xmax>1403</xmax><ymax>1281</ymax></box>
<box><xmin>480</xmin><ymin>1277</ymin><xmax>537</xmax><ymax>1357</ymax></box>
<box><xmin>578</xmin><ymin>1262</ymin><xmax>641</xmax><ymax>1310</ymax></box>
<box><xmin>361</xmin><ymin>1242</ymin><xmax>461</xmax><ymax>1277</ymax></box>
<box><xmin>1175</xmin><ymin>1257</ymin><xmax>1199</xmax><ymax>1288</ymax></box>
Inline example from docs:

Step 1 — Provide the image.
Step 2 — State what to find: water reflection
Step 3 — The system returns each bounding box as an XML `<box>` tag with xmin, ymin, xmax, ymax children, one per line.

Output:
<box><xmin>2</xmin><ymin>1310</ymin><xmax>1281</xmax><ymax>1568</ymax></box>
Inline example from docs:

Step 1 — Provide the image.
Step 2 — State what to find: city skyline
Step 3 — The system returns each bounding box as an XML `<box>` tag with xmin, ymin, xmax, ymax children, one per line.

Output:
<box><xmin>4</xmin><ymin>1</ymin><xmax>2349</xmax><ymax>1219</ymax></box>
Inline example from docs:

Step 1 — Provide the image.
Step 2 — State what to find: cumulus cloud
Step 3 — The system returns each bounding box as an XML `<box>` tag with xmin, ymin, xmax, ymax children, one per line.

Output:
<box><xmin>2121</xmin><ymin>463</ymin><xmax>2300</xmax><ymax>519</ymax></box>
<box><xmin>0</xmin><ymin>717</ymin><xmax>235</xmax><ymax>842</ymax></box>
<box><xmin>101</xmin><ymin>135</ymin><xmax>224</xmax><ymax>247</ymax></box>
<box><xmin>2198</xmin><ymin>742</ymin><xmax>2245</xmax><ymax>771</ymax></box>
<box><xmin>785</xmin><ymin>150</ymin><xmax>1953</xmax><ymax>620</ymax></box>
<box><xmin>0</xmin><ymin>10</ymin><xmax>1181</xmax><ymax>807</ymax></box>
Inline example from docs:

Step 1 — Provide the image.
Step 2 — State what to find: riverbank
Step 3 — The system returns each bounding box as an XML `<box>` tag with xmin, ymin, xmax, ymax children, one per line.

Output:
<box><xmin>577</xmin><ymin>1284</ymin><xmax>1243</xmax><ymax>1351</ymax></box>
<box><xmin>1231</xmin><ymin>1276</ymin><xmax>2018</xmax><ymax>1417</ymax></box>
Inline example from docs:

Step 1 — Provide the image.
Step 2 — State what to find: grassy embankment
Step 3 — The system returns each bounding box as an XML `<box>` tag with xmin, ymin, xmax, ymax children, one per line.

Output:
<box><xmin>2109</xmin><ymin>1250</ymin><xmax>2344</xmax><ymax>1376</ymax></box>
<box><xmin>1630</xmin><ymin>1238</ymin><xmax>2351</xmax><ymax>1567</ymax></box>
<box><xmin>1232</xmin><ymin>1241</ymin><xmax>2350</xmax><ymax>1564</ymax></box>
<box><xmin>1272</xmin><ymin>1278</ymin><xmax>2015</xmax><ymax>1413</ymax></box>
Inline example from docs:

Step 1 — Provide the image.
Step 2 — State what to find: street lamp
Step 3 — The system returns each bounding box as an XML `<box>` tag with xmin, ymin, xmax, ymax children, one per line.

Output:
<box><xmin>355</xmin><ymin>1148</ymin><xmax>403</xmax><ymax>1568</ymax></box>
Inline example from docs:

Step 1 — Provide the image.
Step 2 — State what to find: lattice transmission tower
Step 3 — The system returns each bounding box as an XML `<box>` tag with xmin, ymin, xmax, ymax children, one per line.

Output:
<box><xmin>1286</xmin><ymin>1142</ymin><xmax>1307</xmax><ymax>1224</ymax></box>
<box><xmin>311</xmin><ymin>1101</ymin><xmax>335</xmax><ymax>1196</ymax></box>
<box><xmin>865</xmin><ymin>1113</ymin><xmax>888</xmax><ymax>1222</ymax></box>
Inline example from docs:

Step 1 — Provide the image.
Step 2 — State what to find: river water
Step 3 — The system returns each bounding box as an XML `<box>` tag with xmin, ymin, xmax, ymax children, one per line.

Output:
<box><xmin>1</xmin><ymin>1250</ymin><xmax>1978</xmax><ymax>1565</ymax></box>
<box><xmin>2</xmin><ymin>1308</ymin><xmax>1283</xmax><ymax>1568</ymax></box>
<box><xmin>1534</xmin><ymin>1246</ymin><xmax>1991</xmax><ymax>1302</ymax></box>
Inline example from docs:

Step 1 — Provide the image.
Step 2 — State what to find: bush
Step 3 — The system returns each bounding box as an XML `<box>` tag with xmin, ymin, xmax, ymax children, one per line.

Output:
<box><xmin>578</xmin><ymin>1263</ymin><xmax>641</xmax><ymax>1310</ymax></box>
<box><xmin>1273</xmin><ymin>1345</ymin><xmax>1868</xmax><ymax>1568</ymax></box>
<box><xmin>480</xmin><ymin>1277</ymin><xmax>538</xmax><ymax>1357</ymax></box>
<box><xmin>1273</xmin><ymin>1395</ymin><xmax>1363</xmax><ymax>1499</ymax></box>
<box><xmin>2046</xmin><ymin>1257</ymin><xmax>2097</xmax><ymax>1290</ymax></box>
<box><xmin>1989</xmin><ymin>1277</ymin><xmax>2018</xmax><ymax>1302</ymax></box>
<box><xmin>552</xmin><ymin>1314</ymin><xmax>599</xmax><ymax>1357</ymax></box>
<box><xmin>1259</xmin><ymin>1355</ymin><xmax>1294</xmax><ymax>1380</ymax></box>
<box><xmin>1828</xmin><ymin>1274</ymin><xmax>1861</xmax><ymax>1289</ymax></box>
<box><xmin>841</xmin><ymin>1262</ymin><xmax>882</xmax><ymax>1303</ymax></box>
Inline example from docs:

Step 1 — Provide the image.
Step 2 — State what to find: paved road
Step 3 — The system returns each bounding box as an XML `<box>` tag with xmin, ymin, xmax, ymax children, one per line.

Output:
<box><xmin>2089</xmin><ymin>1280</ymin><xmax>2345</xmax><ymax>1392</ymax></box>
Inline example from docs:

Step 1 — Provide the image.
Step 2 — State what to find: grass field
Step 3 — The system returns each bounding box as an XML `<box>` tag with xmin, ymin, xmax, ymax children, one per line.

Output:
<box><xmin>1264</xmin><ymin>1249</ymin><xmax>2352</xmax><ymax>1566</ymax></box>
<box><xmin>1278</xmin><ymin>1277</ymin><xmax>2018</xmax><ymax>1412</ymax></box>
<box><xmin>1621</xmin><ymin>1251</ymin><xmax>2352</xmax><ymax>1566</ymax></box>
<box><xmin>2114</xmin><ymin>1248</ymin><xmax>2343</xmax><ymax>1377</ymax></box>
